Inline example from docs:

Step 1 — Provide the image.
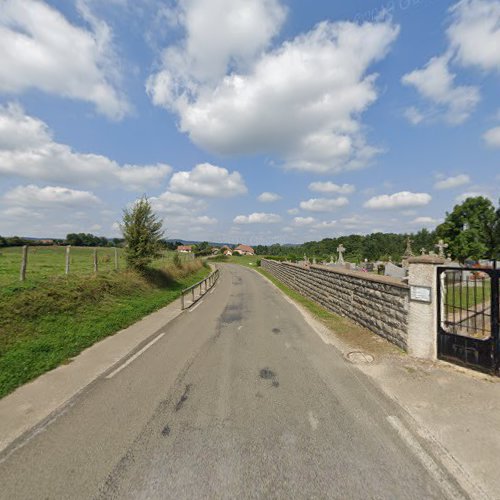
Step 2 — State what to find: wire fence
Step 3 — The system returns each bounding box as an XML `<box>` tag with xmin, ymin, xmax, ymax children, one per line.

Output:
<box><xmin>0</xmin><ymin>246</ymin><xmax>191</xmax><ymax>286</ymax></box>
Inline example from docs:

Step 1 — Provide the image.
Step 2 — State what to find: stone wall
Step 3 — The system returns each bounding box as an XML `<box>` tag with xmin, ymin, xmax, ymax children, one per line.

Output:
<box><xmin>261</xmin><ymin>259</ymin><xmax>410</xmax><ymax>350</ymax></box>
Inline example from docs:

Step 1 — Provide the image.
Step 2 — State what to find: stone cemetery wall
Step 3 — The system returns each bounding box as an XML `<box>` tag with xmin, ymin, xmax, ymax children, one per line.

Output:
<box><xmin>261</xmin><ymin>259</ymin><xmax>410</xmax><ymax>350</ymax></box>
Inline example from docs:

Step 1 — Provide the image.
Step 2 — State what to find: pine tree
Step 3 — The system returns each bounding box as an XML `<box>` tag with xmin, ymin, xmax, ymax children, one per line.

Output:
<box><xmin>121</xmin><ymin>197</ymin><xmax>164</xmax><ymax>271</ymax></box>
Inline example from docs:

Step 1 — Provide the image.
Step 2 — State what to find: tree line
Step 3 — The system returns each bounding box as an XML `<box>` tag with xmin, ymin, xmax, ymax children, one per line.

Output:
<box><xmin>255</xmin><ymin>197</ymin><xmax>500</xmax><ymax>264</ymax></box>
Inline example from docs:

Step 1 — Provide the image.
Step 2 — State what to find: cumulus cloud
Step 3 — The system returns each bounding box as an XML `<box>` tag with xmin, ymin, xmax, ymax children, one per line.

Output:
<box><xmin>300</xmin><ymin>197</ymin><xmax>349</xmax><ymax>212</ymax></box>
<box><xmin>448</xmin><ymin>0</ymin><xmax>500</xmax><ymax>72</ymax></box>
<box><xmin>293</xmin><ymin>216</ymin><xmax>316</xmax><ymax>226</ymax></box>
<box><xmin>147</xmin><ymin>0</ymin><xmax>400</xmax><ymax>173</ymax></box>
<box><xmin>434</xmin><ymin>174</ymin><xmax>470</xmax><ymax>189</ymax></box>
<box><xmin>364</xmin><ymin>191</ymin><xmax>432</xmax><ymax>210</ymax></box>
<box><xmin>402</xmin><ymin>0</ymin><xmax>500</xmax><ymax>126</ymax></box>
<box><xmin>402</xmin><ymin>55</ymin><xmax>480</xmax><ymax>125</ymax></box>
<box><xmin>3</xmin><ymin>185</ymin><xmax>100</xmax><ymax>208</ymax></box>
<box><xmin>169</xmin><ymin>163</ymin><xmax>247</xmax><ymax>198</ymax></box>
<box><xmin>233</xmin><ymin>212</ymin><xmax>281</xmax><ymax>224</ymax></box>
<box><xmin>0</xmin><ymin>103</ymin><xmax>171</xmax><ymax>190</ymax></box>
<box><xmin>313</xmin><ymin>220</ymin><xmax>337</xmax><ymax>229</ymax></box>
<box><xmin>411</xmin><ymin>216</ymin><xmax>441</xmax><ymax>226</ymax></box>
<box><xmin>258</xmin><ymin>191</ymin><xmax>282</xmax><ymax>202</ymax></box>
<box><xmin>483</xmin><ymin>126</ymin><xmax>500</xmax><ymax>148</ymax></box>
<box><xmin>308</xmin><ymin>181</ymin><xmax>355</xmax><ymax>194</ymax></box>
<box><xmin>0</xmin><ymin>0</ymin><xmax>128</xmax><ymax>119</ymax></box>
<box><xmin>455</xmin><ymin>191</ymin><xmax>492</xmax><ymax>202</ymax></box>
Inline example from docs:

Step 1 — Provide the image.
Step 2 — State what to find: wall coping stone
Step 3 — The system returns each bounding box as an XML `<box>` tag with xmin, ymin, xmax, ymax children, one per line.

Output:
<box><xmin>262</xmin><ymin>259</ymin><xmax>409</xmax><ymax>290</ymax></box>
<box><xmin>408</xmin><ymin>255</ymin><xmax>446</xmax><ymax>265</ymax></box>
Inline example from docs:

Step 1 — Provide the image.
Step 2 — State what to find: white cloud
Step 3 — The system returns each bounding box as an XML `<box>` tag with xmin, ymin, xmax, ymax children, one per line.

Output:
<box><xmin>434</xmin><ymin>174</ymin><xmax>470</xmax><ymax>189</ymax></box>
<box><xmin>148</xmin><ymin>4</ymin><xmax>400</xmax><ymax>173</ymax></box>
<box><xmin>169</xmin><ymin>163</ymin><xmax>247</xmax><ymax>198</ymax></box>
<box><xmin>300</xmin><ymin>197</ymin><xmax>349</xmax><ymax>212</ymax></box>
<box><xmin>411</xmin><ymin>216</ymin><xmax>441</xmax><ymax>226</ymax></box>
<box><xmin>403</xmin><ymin>106</ymin><xmax>425</xmax><ymax>125</ymax></box>
<box><xmin>313</xmin><ymin>220</ymin><xmax>337</xmax><ymax>229</ymax></box>
<box><xmin>287</xmin><ymin>208</ymin><xmax>299</xmax><ymax>215</ymax></box>
<box><xmin>364</xmin><ymin>191</ymin><xmax>432</xmax><ymax>210</ymax></box>
<box><xmin>233</xmin><ymin>212</ymin><xmax>281</xmax><ymax>224</ymax></box>
<box><xmin>293</xmin><ymin>216</ymin><xmax>316</xmax><ymax>226</ymax></box>
<box><xmin>195</xmin><ymin>215</ymin><xmax>217</xmax><ymax>225</ymax></box>
<box><xmin>0</xmin><ymin>103</ymin><xmax>171</xmax><ymax>190</ymax></box>
<box><xmin>483</xmin><ymin>126</ymin><xmax>500</xmax><ymax>148</ymax></box>
<box><xmin>455</xmin><ymin>191</ymin><xmax>492</xmax><ymax>202</ymax></box>
<box><xmin>402</xmin><ymin>55</ymin><xmax>480</xmax><ymax>125</ymax></box>
<box><xmin>150</xmin><ymin>190</ymin><xmax>206</xmax><ymax>216</ymax></box>
<box><xmin>0</xmin><ymin>0</ymin><xmax>128</xmax><ymax>119</ymax></box>
<box><xmin>448</xmin><ymin>0</ymin><xmax>500</xmax><ymax>72</ymax></box>
<box><xmin>3</xmin><ymin>185</ymin><xmax>100</xmax><ymax>208</ymax></box>
<box><xmin>258</xmin><ymin>191</ymin><xmax>282</xmax><ymax>202</ymax></box>
<box><xmin>308</xmin><ymin>181</ymin><xmax>355</xmax><ymax>194</ymax></box>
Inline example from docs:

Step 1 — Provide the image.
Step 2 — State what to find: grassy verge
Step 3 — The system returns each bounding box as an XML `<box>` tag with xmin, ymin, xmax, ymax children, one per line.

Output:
<box><xmin>0</xmin><ymin>260</ymin><xmax>210</xmax><ymax>398</ymax></box>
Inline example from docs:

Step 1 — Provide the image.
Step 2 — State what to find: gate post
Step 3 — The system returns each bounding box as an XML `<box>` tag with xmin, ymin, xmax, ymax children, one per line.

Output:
<box><xmin>407</xmin><ymin>255</ymin><xmax>445</xmax><ymax>360</ymax></box>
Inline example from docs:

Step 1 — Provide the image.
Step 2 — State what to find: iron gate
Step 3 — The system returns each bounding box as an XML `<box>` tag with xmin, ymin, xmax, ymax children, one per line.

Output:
<box><xmin>437</xmin><ymin>266</ymin><xmax>499</xmax><ymax>375</ymax></box>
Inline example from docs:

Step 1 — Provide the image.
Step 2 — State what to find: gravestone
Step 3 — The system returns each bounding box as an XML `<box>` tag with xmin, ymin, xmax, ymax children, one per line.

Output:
<box><xmin>337</xmin><ymin>244</ymin><xmax>346</xmax><ymax>265</ymax></box>
<box><xmin>384</xmin><ymin>262</ymin><xmax>407</xmax><ymax>279</ymax></box>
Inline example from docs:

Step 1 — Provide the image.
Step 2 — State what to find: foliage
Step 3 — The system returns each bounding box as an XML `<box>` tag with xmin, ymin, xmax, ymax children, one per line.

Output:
<box><xmin>436</xmin><ymin>196</ymin><xmax>499</xmax><ymax>262</ymax></box>
<box><xmin>121</xmin><ymin>197</ymin><xmax>164</xmax><ymax>271</ymax></box>
<box><xmin>0</xmin><ymin>260</ymin><xmax>208</xmax><ymax>398</ymax></box>
<box><xmin>253</xmin><ymin>229</ymin><xmax>437</xmax><ymax>263</ymax></box>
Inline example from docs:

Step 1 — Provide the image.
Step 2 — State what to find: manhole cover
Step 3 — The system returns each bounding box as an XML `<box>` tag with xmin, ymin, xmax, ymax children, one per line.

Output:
<box><xmin>345</xmin><ymin>351</ymin><xmax>374</xmax><ymax>364</ymax></box>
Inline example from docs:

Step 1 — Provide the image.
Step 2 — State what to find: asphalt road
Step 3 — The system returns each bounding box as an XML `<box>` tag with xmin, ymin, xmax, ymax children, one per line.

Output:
<box><xmin>0</xmin><ymin>264</ymin><xmax>466</xmax><ymax>499</ymax></box>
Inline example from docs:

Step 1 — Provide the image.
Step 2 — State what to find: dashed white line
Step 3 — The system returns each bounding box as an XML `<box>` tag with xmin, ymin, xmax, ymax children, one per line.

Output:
<box><xmin>105</xmin><ymin>333</ymin><xmax>165</xmax><ymax>379</ymax></box>
<box><xmin>188</xmin><ymin>300</ymin><xmax>204</xmax><ymax>313</ymax></box>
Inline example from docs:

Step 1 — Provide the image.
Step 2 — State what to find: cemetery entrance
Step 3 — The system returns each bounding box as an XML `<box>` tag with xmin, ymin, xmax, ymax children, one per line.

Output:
<box><xmin>437</xmin><ymin>266</ymin><xmax>499</xmax><ymax>375</ymax></box>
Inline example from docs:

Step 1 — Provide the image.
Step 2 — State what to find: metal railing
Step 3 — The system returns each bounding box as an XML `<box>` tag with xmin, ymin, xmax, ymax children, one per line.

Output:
<box><xmin>181</xmin><ymin>268</ymin><xmax>220</xmax><ymax>310</ymax></box>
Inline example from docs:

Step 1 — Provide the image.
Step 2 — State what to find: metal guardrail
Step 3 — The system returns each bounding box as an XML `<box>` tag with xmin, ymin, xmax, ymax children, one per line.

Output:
<box><xmin>181</xmin><ymin>268</ymin><xmax>220</xmax><ymax>310</ymax></box>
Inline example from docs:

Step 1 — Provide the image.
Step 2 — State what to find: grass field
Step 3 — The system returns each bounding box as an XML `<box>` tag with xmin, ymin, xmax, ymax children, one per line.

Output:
<box><xmin>0</xmin><ymin>257</ymin><xmax>209</xmax><ymax>398</ymax></box>
<box><xmin>0</xmin><ymin>246</ymin><xmax>190</xmax><ymax>286</ymax></box>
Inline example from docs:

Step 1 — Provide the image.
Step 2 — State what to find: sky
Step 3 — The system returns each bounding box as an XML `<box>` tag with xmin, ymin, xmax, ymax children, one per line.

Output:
<box><xmin>0</xmin><ymin>0</ymin><xmax>499</xmax><ymax>245</ymax></box>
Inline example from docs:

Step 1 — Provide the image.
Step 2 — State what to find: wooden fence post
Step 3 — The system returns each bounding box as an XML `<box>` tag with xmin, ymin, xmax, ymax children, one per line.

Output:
<box><xmin>65</xmin><ymin>245</ymin><xmax>71</xmax><ymax>275</ymax></box>
<box><xmin>114</xmin><ymin>247</ymin><xmax>119</xmax><ymax>270</ymax></box>
<box><xmin>20</xmin><ymin>245</ymin><xmax>28</xmax><ymax>282</ymax></box>
<box><xmin>94</xmin><ymin>248</ymin><xmax>98</xmax><ymax>274</ymax></box>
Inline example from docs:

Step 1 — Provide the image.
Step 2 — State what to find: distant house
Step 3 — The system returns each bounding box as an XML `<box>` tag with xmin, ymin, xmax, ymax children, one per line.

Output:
<box><xmin>211</xmin><ymin>247</ymin><xmax>220</xmax><ymax>255</ymax></box>
<box><xmin>221</xmin><ymin>245</ymin><xmax>233</xmax><ymax>256</ymax></box>
<box><xmin>234</xmin><ymin>244</ymin><xmax>255</xmax><ymax>256</ymax></box>
<box><xmin>177</xmin><ymin>245</ymin><xmax>193</xmax><ymax>253</ymax></box>
<box><xmin>38</xmin><ymin>239</ymin><xmax>54</xmax><ymax>245</ymax></box>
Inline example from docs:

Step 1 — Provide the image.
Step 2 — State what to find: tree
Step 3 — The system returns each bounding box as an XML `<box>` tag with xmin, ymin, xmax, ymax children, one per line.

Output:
<box><xmin>436</xmin><ymin>196</ymin><xmax>498</xmax><ymax>262</ymax></box>
<box><xmin>121</xmin><ymin>197</ymin><xmax>164</xmax><ymax>271</ymax></box>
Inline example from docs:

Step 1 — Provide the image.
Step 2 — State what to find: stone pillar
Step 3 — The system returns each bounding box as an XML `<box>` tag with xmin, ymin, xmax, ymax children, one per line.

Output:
<box><xmin>407</xmin><ymin>255</ymin><xmax>445</xmax><ymax>360</ymax></box>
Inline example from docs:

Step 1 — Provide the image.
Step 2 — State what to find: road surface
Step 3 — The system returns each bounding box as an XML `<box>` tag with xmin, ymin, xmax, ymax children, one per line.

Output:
<box><xmin>0</xmin><ymin>264</ymin><xmax>466</xmax><ymax>499</ymax></box>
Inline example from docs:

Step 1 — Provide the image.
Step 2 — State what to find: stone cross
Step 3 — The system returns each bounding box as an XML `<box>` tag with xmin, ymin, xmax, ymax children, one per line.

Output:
<box><xmin>435</xmin><ymin>239</ymin><xmax>449</xmax><ymax>258</ymax></box>
<box><xmin>404</xmin><ymin>237</ymin><xmax>414</xmax><ymax>257</ymax></box>
<box><xmin>337</xmin><ymin>244</ymin><xmax>345</xmax><ymax>265</ymax></box>
<box><xmin>304</xmin><ymin>254</ymin><xmax>309</xmax><ymax>263</ymax></box>
<box><xmin>330</xmin><ymin>255</ymin><xmax>334</xmax><ymax>264</ymax></box>
<box><xmin>312</xmin><ymin>257</ymin><xmax>317</xmax><ymax>265</ymax></box>
<box><xmin>420</xmin><ymin>248</ymin><xmax>426</xmax><ymax>256</ymax></box>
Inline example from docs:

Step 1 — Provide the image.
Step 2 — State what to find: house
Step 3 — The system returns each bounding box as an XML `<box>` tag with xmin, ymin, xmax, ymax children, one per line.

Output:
<box><xmin>234</xmin><ymin>244</ymin><xmax>255</xmax><ymax>256</ymax></box>
<box><xmin>177</xmin><ymin>245</ymin><xmax>193</xmax><ymax>253</ymax></box>
<box><xmin>221</xmin><ymin>245</ymin><xmax>233</xmax><ymax>256</ymax></box>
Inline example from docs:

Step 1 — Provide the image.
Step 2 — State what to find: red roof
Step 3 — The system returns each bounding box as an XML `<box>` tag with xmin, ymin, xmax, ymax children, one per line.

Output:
<box><xmin>177</xmin><ymin>245</ymin><xmax>193</xmax><ymax>251</ymax></box>
<box><xmin>235</xmin><ymin>244</ymin><xmax>254</xmax><ymax>253</ymax></box>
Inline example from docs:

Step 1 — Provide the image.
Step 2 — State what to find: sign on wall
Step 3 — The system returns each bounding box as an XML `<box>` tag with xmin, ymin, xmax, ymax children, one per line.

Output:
<box><xmin>410</xmin><ymin>286</ymin><xmax>432</xmax><ymax>303</ymax></box>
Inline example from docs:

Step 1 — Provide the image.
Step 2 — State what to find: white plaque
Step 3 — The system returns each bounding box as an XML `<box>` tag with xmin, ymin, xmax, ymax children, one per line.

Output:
<box><xmin>410</xmin><ymin>286</ymin><xmax>431</xmax><ymax>303</ymax></box>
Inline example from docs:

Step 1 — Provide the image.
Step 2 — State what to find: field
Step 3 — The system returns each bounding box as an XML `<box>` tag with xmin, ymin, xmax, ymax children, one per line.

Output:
<box><xmin>0</xmin><ymin>249</ymin><xmax>209</xmax><ymax>398</ymax></box>
<box><xmin>0</xmin><ymin>246</ymin><xmax>190</xmax><ymax>286</ymax></box>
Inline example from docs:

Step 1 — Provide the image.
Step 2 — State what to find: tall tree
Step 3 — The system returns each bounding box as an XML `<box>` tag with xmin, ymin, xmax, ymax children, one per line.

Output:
<box><xmin>436</xmin><ymin>196</ymin><xmax>498</xmax><ymax>262</ymax></box>
<box><xmin>121</xmin><ymin>197</ymin><xmax>164</xmax><ymax>271</ymax></box>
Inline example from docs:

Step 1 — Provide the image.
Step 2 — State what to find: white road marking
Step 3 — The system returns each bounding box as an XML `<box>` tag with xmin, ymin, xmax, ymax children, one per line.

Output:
<box><xmin>188</xmin><ymin>300</ymin><xmax>204</xmax><ymax>313</ymax></box>
<box><xmin>387</xmin><ymin>416</ymin><xmax>466</xmax><ymax>500</ymax></box>
<box><xmin>237</xmin><ymin>325</ymin><xmax>243</xmax><ymax>331</ymax></box>
<box><xmin>105</xmin><ymin>333</ymin><xmax>165</xmax><ymax>379</ymax></box>
<box><xmin>209</xmin><ymin>288</ymin><xmax>215</xmax><ymax>294</ymax></box>
<box><xmin>308</xmin><ymin>411</ymin><xmax>319</xmax><ymax>431</ymax></box>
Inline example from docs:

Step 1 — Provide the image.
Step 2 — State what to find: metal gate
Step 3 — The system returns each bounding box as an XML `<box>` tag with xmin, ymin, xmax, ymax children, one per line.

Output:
<box><xmin>437</xmin><ymin>266</ymin><xmax>499</xmax><ymax>375</ymax></box>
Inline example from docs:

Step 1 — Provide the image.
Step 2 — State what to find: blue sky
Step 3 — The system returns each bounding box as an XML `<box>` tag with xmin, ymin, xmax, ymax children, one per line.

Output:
<box><xmin>0</xmin><ymin>0</ymin><xmax>499</xmax><ymax>244</ymax></box>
